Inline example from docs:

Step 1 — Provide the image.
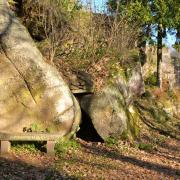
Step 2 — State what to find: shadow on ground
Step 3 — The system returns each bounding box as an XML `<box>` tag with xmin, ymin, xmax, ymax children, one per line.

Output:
<box><xmin>78</xmin><ymin>143</ymin><xmax>180</xmax><ymax>177</ymax></box>
<box><xmin>0</xmin><ymin>156</ymin><xmax>73</xmax><ymax>180</ymax></box>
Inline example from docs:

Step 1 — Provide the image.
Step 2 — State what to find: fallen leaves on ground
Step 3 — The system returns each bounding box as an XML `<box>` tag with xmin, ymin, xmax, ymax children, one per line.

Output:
<box><xmin>0</xmin><ymin>133</ymin><xmax>179</xmax><ymax>180</ymax></box>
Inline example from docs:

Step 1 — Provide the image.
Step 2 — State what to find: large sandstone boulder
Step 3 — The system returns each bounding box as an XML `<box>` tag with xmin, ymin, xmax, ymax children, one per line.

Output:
<box><xmin>80</xmin><ymin>87</ymin><xmax>128</xmax><ymax>140</ymax></box>
<box><xmin>80</xmin><ymin>63</ymin><xmax>144</xmax><ymax>140</ymax></box>
<box><xmin>0</xmin><ymin>0</ymin><xmax>81</xmax><ymax>136</ymax></box>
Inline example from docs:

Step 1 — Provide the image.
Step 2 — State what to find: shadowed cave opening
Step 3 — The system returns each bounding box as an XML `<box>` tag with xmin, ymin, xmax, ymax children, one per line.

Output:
<box><xmin>76</xmin><ymin>109</ymin><xmax>104</xmax><ymax>142</ymax></box>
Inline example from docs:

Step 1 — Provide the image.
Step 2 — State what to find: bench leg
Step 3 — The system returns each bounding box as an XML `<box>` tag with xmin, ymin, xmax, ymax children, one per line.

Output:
<box><xmin>47</xmin><ymin>141</ymin><xmax>55</xmax><ymax>155</ymax></box>
<box><xmin>1</xmin><ymin>141</ymin><xmax>11</xmax><ymax>154</ymax></box>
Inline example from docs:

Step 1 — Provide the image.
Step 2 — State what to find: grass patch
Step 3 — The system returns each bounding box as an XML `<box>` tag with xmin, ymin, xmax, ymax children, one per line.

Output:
<box><xmin>151</xmin><ymin>134</ymin><xmax>167</xmax><ymax>145</ymax></box>
<box><xmin>11</xmin><ymin>141</ymin><xmax>44</xmax><ymax>153</ymax></box>
<box><xmin>144</xmin><ymin>73</ymin><xmax>157</xmax><ymax>87</ymax></box>
<box><xmin>55</xmin><ymin>139</ymin><xmax>81</xmax><ymax>156</ymax></box>
<box><xmin>105</xmin><ymin>137</ymin><xmax>118</xmax><ymax>147</ymax></box>
<box><xmin>135</xmin><ymin>142</ymin><xmax>154</xmax><ymax>151</ymax></box>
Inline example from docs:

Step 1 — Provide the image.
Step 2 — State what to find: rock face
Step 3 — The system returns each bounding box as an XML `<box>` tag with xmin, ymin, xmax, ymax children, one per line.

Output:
<box><xmin>80</xmin><ymin>89</ymin><xmax>127</xmax><ymax>140</ymax></box>
<box><xmin>143</xmin><ymin>46</ymin><xmax>180</xmax><ymax>89</ymax></box>
<box><xmin>0</xmin><ymin>0</ymin><xmax>81</xmax><ymax>135</ymax></box>
<box><xmin>170</xmin><ymin>50</ymin><xmax>180</xmax><ymax>88</ymax></box>
<box><xmin>80</xmin><ymin>63</ymin><xmax>144</xmax><ymax>140</ymax></box>
<box><xmin>161</xmin><ymin>49</ymin><xmax>176</xmax><ymax>89</ymax></box>
<box><xmin>62</xmin><ymin>70</ymin><xmax>94</xmax><ymax>94</ymax></box>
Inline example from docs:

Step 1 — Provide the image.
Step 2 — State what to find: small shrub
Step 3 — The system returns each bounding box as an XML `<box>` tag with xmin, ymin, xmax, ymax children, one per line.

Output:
<box><xmin>30</xmin><ymin>123</ymin><xmax>44</xmax><ymax>132</ymax></box>
<box><xmin>55</xmin><ymin>139</ymin><xmax>80</xmax><ymax>156</ymax></box>
<box><xmin>105</xmin><ymin>137</ymin><xmax>118</xmax><ymax>147</ymax></box>
<box><xmin>136</xmin><ymin>142</ymin><xmax>154</xmax><ymax>151</ymax></box>
<box><xmin>145</xmin><ymin>73</ymin><xmax>157</xmax><ymax>86</ymax></box>
<box><xmin>140</xmin><ymin>91</ymin><xmax>152</xmax><ymax>98</ymax></box>
<box><xmin>167</xmin><ymin>89</ymin><xmax>177</xmax><ymax>100</ymax></box>
<box><xmin>153</xmin><ymin>135</ymin><xmax>167</xmax><ymax>145</ymax></box>
<box><xmin>12</xmin><ymin>142</ymin><xmax>41</xmax><ymax>153</ymax></box>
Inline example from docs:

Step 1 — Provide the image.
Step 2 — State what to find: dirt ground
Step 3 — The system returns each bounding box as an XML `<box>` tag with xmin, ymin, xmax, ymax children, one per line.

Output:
<box><xmin>0</xmin><ymin>132</ymin><xmax>179</xmax><ymax>180</ymax></box>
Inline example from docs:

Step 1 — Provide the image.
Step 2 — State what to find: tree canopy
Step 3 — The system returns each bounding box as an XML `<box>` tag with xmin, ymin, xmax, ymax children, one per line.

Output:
<box><xmin>107</xmin><ymin>0</ymin><xmax>180</xmax><ymax>86</ymax></box>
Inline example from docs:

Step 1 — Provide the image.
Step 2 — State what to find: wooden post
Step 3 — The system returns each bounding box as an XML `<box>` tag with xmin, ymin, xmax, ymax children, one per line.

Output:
<box><xmin>47</xmin><ymin>141</ymin><xmax>55</xmax><ymax>155</ymax></box>
<box><xmin>1</xmin><ymin>141</ymin><xmax>11</xmax><ymax>154</ymax></box>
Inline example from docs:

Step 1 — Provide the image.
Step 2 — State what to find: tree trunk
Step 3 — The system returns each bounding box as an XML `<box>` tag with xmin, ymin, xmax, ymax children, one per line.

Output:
<box><xmin>138</xmin><ymin>24</ymin><xmax>151</xmax><ymax>66</ymax></box>
<box><xmin>157</xmin><ymin>24</ymin><xmax>163</xmax><ymax>87</ymax></box>
<box><xmin>0</xmin><ymin>0</ymin><xmax>81</xmax><ymax>135</ymax></box>
<box><xmin>175</xmin><ymin>28</ymin><xmax>180</xmax><ymax>51</ymax></box>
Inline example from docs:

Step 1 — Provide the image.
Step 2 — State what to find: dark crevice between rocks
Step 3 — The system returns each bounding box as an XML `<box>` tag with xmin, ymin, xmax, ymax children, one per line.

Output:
<box><xmin>76</xmin><ymin>109</ymin><xmax>104</xmax><ymax>142</ymax></box>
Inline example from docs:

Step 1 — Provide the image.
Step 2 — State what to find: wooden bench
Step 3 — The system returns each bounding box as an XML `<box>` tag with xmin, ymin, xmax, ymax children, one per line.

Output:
<box><xmin>0</xmin><ymin>132</ymin><xmax>63</xmax><ymax>155</ymax></box>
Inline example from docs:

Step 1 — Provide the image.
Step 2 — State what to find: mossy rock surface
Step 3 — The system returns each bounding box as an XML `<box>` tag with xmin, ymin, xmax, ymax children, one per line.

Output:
<box><xmin>0</xmin><ymin>1</ymin><xmax>81</xmax><ymax>136</ymax></box>
<box><xmin>80</xmin><ymin>63</ymin><xmax>144</xmax><ymax>140</ymax></box>
<box><xmin>80</xmin><ymin>89</ymin><xmax>127</xmax><ymax>140</ymax></box>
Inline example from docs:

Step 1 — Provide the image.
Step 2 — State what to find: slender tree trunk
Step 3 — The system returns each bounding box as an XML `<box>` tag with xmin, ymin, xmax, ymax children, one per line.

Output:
<box><xmin>157</xmin><ymin>24</ymin><xmax>163</xmax><ymax>87</ymax></box>
<box><xmin>138</xmin><ymin>24</ymin><xmax>151</xmax><ymax>66</ymax></box>
<box><xmin>175</xmin><ymin>28</ymin><xmax>180</xmax><ymax>51</ymax></box>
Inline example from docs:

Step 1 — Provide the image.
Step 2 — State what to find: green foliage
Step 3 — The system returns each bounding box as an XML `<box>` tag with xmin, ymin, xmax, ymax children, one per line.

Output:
<box><xmin>152</xmin><ymin>135</ymin><xmax>167</xmax><ymax>145</ymax></box>
<box><xmin>108</xmin><ymin>50</ymin><xmax>140</xmax><ymax>83</ymax></box>
<box><xmin>30</xmin><ymin>123</ymin><xmax>42</xmax><ymax>132</ymax></box>
<box><xmin>107</xmin><ymin>0</ymin><xmax>179</xmax><ymax>88</ymax></box>
<box><xmin>55</xmin><ymin>139</ymin><xmax>80</xmax><ymax>156</ymax></box>
<box><xmin>126</xmin><ymin>1</ymin><xmax>151</xmax><ymax>24</ymax></box>
<box><xmin>167</xmin><ymin>89</ymin><xmax>177</xmax><ymax>100</ymax></box>
<box><xmin>145</xmin><ymin>104</ymin><xmax>169</xmax><ymax>123</ymax></box>
<box><xmin>136</xmin><ymin>142</ymin><xmax>154</xmax><ymax>151</ymax></box>
<box><xmin>152</xmin><ymin>0</ymin><xmax>179</xmax><ymax>27</ymax></box>
<box><xmin>29</xmin><ymin>123</ymin><xmax>53</xmax><ymax>132</ymax></box>
<box><xmin>108</xmin><ymin>0</ymin><xmax>179</xmax><ymax>29</ymax></box>
<box><xmin>107</xmin><ymin>0</ymin><xmax>151</xmax><ymax>26</ymax></box>
<box><xmin>12</xmin><ymin>142</ymin><xmax>40</xmax><ymax>153</ymax></box>
<box><xmin>120</xmin><ymin>131</ymin><xmax>130</xmax><ymax>141</ymax></box>
<box><xmin>105</xmin><ymin>137</ymin><xmax>118</xmax><ymax>147</ymax></box>
<box><xmin>145</xmin><ymin>73</ymin><xmax>157</xmax><ymax>86</ymax></box>
<box><xmin>8</xmin><ymin>0</ymin><xmax>16</xmax><ymax>4</ymax></box>
<box><xmin>140</xmin><ymin>91</ymin><xmax>152</xmax><ymax>98</ymax></box>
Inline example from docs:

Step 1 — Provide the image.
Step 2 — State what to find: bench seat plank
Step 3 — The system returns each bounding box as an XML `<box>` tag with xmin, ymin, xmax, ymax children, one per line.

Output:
<box><xmin>0</xmin><ymin>132</ymin><xmax>63</xmax><ymax>141</ymax></box>
<box><xmin>0</xmin><ymin>132</ymin><xmax>64</xmax><ymax>155</ymax></box>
